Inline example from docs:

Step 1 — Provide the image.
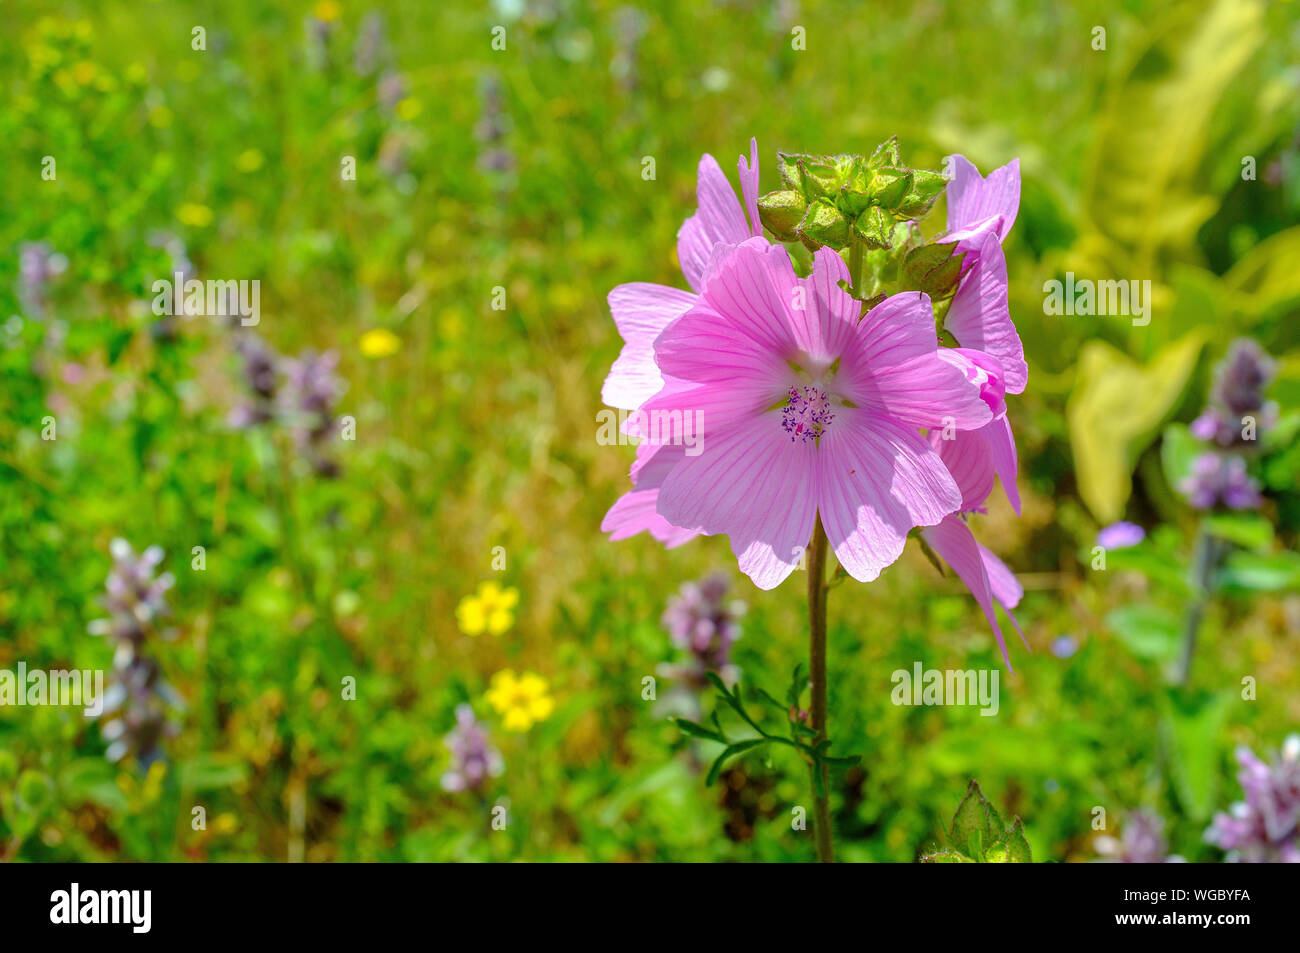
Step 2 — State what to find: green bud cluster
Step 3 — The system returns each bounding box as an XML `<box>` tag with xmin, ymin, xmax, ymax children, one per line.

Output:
<box><xmin>920</xmin><ymin>779</ymin><xmax>1032</xmax><ymax>863</ymax></box>
<box><xmin>757</xmin><ymin>137</ymin><xmax>947</xmax><ymax>253</ymax></box>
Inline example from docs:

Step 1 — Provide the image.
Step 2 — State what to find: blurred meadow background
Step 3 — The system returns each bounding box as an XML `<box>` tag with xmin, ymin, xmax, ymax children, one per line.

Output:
<box><xmin>1</xmin><ymin>0</ymin><xmax>1299</xmax><ymax>862</ymax></box>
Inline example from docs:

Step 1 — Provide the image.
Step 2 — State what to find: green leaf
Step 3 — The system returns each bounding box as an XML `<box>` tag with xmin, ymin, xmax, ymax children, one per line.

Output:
<box><xmin>177</xmin><ymin>754</ymin><xmax>248</xmax><ymax>791</ymax></box>
<box><xmin>950</xmin><ymin>779</ymin><xmax>992</xmax><ymax>847</ymax></box>
<box><xmin>1203</xmin><ymin>512</ymin><xmax>1273</xmax><ymax>551</ymax></box>
<box><xmin>1162</xmin><ymin>693</ymin><xmax>1228</xmax><ymax>821</ymax></box>
<box><xmin>672</xmin><ymin>717</ymin><xmax>725</xmax><ymax>743</ymax></box>
<box><xmin>1160</xmin><ymin>422</ymin><xmax>1200</xmax><ymax>490</ymax></box>
<box><xmin>1067</xmin><ymin>335</ymin><xmax>1205</xmax><ymax>523</ymax></box>
<box><xmin>785</xmin><ymin>663</ymin><xmax>805</xmax><ymax>708</ymax></box>
<box><xmin>1106</xmin><ymin>604</ymin><xmax>1181</xmax><ymax>662</ymax></box>
<box><xmin>705</xmin><ymin>739</ymin><xmax>767</xmax><ymax>787</ymax></box>
<box><xmin>1217</xmin><ymin>550</ymin><xmax>1300</xmax><ymax>593</ymax></box>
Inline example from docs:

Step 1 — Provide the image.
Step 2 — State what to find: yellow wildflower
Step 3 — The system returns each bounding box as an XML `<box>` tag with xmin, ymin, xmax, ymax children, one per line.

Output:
<box><xmin>313</xmin><ymin>1</ymin><xmax>343</xmax><ymax>22</ymax></box>
<box><xmin>236</xmin><ymin>148</ymin><xmax>264</xmax><ymax>173</ymax></box>
<box><xmin>359</xmin><ymin>328</ymin><xmax>401</xmax><ymax>358</ymax></box>
<box><xmin>177</xmin><ymin>202</ymin><xmax>212</xmax><ymax>227</ymax></box>
<box><xmin>455</xmin><ymin>581</ymin><xmax>518</xmax><ymax>636</ymax></box>
<box><xmin>485</xmin><ymin>670</ymin><xmax>554</xmax><ymax>732</ymax></box>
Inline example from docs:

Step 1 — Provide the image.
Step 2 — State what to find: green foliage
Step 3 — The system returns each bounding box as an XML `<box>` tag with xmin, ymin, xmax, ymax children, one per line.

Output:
<box><xmin>0</xmin><ymin>0</ymin><xmax>1295</xmax><ymax>863</ymax></box>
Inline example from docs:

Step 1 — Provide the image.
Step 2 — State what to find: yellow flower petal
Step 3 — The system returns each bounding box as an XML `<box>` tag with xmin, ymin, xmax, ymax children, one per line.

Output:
<box><xmin>359</xmin><ymin>328</ymin><xmax>401</xmax><ymax>358</ymax></box>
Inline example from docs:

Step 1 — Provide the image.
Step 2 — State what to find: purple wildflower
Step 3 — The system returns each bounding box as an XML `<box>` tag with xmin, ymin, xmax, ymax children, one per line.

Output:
<box><xmin>88</xmin><ymin>539</ymin><xmax>182</xmax><ymax>767</ymax></box>
<box><xmin>278</xmin><ymin>349</ymin><xmax>345</xmax><ymax>476</ymax></box>
<box><xmin>1096</xmin><ymin>521</ymin><xmax>1145</xmax><ymax>550</ymax></box>
<box><xmin>660</xmin><ymin>572</ymin><xmax>745</xmax><ymax>687</ymax></box>
<box><xmin>17</xmin><ymin>241</ymin><xmax>68</xmax><ymax>316</ymax></box>
<box><xmin>475</xmin><ymin>72</ymin><xmax>514</xmax><ymax>175</ymax></box>
<box><xmin>1096</xmin><ymin>809</ymin><xmax>1184</xmax><ymax>863</ymax></box>
<box><xmin>1190</xmin><ymin>339</ymin><xmax>1277</xmax><ymax>447</ymax></box>
<box><xmin>1050</xmin><ymin>635</ymin><xmax>1078</xmax><ymax>658</ymax></box>
<box><xmin>353</xmin><ymin>12</ymin><xmax>387</xmax><ymax>77</ymax></box>
<box><xmin>1179</xmin><ymin>452</ymin><xmax>1261</xmax><ymax>511</ymax></box>
<box><xmin>229</xmin><ymin>333</ymin><xmax>280</xmax><ymax>429</ymax></box>
<box><xmin>441</xmin><ymin>704</ymin><xmax>504</xmax><ymax>793</ymax></box>
<box><xmin>1206</xmin><ymin>736</ymin><xmax>1300</xmax><ymax>862</ymax></box>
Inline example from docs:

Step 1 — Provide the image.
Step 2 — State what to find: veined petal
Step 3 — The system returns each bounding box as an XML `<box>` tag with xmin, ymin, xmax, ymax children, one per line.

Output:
<box><xmin>931</xmin><ymin>427</ymin><xmax>996</xmax><ymax>512</ymax></box>
<box><xmin>652</xmin><ymin>302</ymin><xmax>791</xmax><ymax>388</ymax></box>
<box><xmin>677</xmin><ymin>153</ymin><xmax>753</xmax><ymax>292</ymax></box>
<box><xmin>985</xmin><ymin>415</ymin><xmax>1021</xmax><ymax>516</ymax></box>
<box><xmin>979</xmin><ymin>542</ymin><xmax>1028</xmax><ymax>650</ymax></box>
<box><xmin>601</xmin><ymin>487</ymin><xmax>701</xmax><ymax>548</ymax></box>
<box><xmin>739</xmin><ymin>137</ymin><xmax>761</xmax><ymax>238</ymax></box>
<box><xmin>602</xmin><ymin>282</ymin><xmax>697</xmax><ymax>409</ymax></box>
<box><xmin>698</xmin><ymin>238</ymin><xmax>802</xmax><ymax>356</ymax></box>
<box><xmin>817</xmin><ymin>414</ymin><xmax>962</xmax><ymax>583</ymax></box>
<box><xmin>789</xmin><ymin>247</ymin><xmax>861</xmax><ymax>364</ymax></box>
<box><xmin>945</xmin><ymin>231</ymin><xmax>1027</xmax><ymax>394</ymax></box>
<box><xmin>945</xmin><ymin>155</ymin><xmax>1020</xmax><ymax>242</ymax></box>
<box><xmin>657</xmin><ymin>413</ymin><xmax>817</xmax><ymax>590</ymax></box>
<box><xmin>922</xmin><ymin>516</ymin><xmax>1012</xmax><ymax>670</ymax></box>
<box><xmin>979</xmin><ymin>542</ymin><xmax>1024</xmax><ymax>611</ymax></box>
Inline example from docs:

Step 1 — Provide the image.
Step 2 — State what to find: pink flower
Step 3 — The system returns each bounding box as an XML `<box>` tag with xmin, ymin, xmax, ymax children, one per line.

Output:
<box><xmin>920</xmin><ymin>351</ymin><xmax>1026</xmax><ymax>667</ymax></box>
<box><xmin>643</xmin><ymin>239</ymin><xmax>991</xmax><ymax>590</ymax></box>
<box><xmin>601</xmin><ymin>140</ymin><xmax>761</xmax><ymax>546</ymax></box>
<box><xmin>941</xmin><ymin>155</ymin><xmax>1027</xmax><ymax>395</ymax></box>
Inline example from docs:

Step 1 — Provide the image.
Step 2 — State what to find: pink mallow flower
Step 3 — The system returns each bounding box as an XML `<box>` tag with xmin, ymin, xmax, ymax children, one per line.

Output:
<box><xmin>637</xmin><ymin>239</ymin><xmax>990</xmax><ymax>590</ymax></box>
<box><xmin>941</xmin><ymin>155</ymin><xmax>1027</xmax><ymax>396</ymax></box>
<box><xmin>920</xmin><ymin>350</ymin><xmax>1026</xmax><ymax>668</ymax></box>
<box><xmin>601</xmin><ymin>139</ymin><xmax>761</xmax><ymax>547</ymax></box>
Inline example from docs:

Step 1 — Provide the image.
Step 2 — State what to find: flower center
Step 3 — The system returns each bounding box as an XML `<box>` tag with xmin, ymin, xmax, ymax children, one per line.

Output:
<box><xmin>781</xmin><ymin>384</ymin><xmax>835</xmax><ymax>443</ymax></box>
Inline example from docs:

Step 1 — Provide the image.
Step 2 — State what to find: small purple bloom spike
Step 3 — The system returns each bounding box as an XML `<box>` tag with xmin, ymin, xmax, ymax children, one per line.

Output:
<box><xmin>88</xmin><ymin>539</ymin><xmax>183</xmax><ymax>767</ymax></box>
<box><xmin>441</xmin><ymin>704</ymin><xmax>504</xmax><ymax>793</ymax></box>
<box><xmin>1096</xmin><ymin>809</ymin><xmax>1184</xmax><ymax>863</ymax></box>
<box><xmin>1179</xmin><ymin>452</ymin><xmax>1262</xmax><ymax>511</ymax></box>
<box><xmin>1190</xmin><ymin>339</ymin><xmax>1277</xmax><ymax>447</ymax></box>
<box><xmin>660</xmin><ymin>572</ymin><xmax>745</xmax><ymax>687</ymax></box>
<box><xmin>1206</xmin><ymin>735</ymin><xmax>1300</xmax><ymax>862</ymax></box>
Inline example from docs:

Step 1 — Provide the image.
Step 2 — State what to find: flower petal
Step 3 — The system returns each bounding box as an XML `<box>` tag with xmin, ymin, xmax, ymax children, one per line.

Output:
<box><xmin>922</xmin><ymin>515</ymin><xmax>1012</xmax><ymax>669</ymax></box>
<box><xmin>676</xmin><ymin>153</ymin><xmax>753</xmax><ymax>292</ymax></box>
<box><xmin>738</xmin><ymin>137</ymin><xmax>761</xmax><ymax>238</ymax></box>
<box><xmin>656</xmin><ymin>413</ymin><xmax>817</xmax><ymax>590</ymax></box>
<box><xmin>945</xmin><ymin>155</ymin><xmax>1020</xmax><ymax>242</ymax></box>
<box><xmin>944</xmin><ymin>232</ymin><xmax>1027</xmax><ymax>394</ymax></box>
<box><xmin>817</xmin><ymin>413</ymin><xmax>962</xmax><ymax>583</ymax></box>
<box><xmin>601</xmin><ymin>282</ymin><xmax>697</xmax><ymax>409</ymax></box>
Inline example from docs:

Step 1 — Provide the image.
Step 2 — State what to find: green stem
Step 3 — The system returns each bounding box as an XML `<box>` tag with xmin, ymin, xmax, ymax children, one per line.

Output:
<box><xmin>808</xmin><ymin>514</ymin><xmax>833</xmax><ymax>862</ymax></box>
<box><xmin>848</xmin><ymin>233</ymin><xmax>865</xmax><ymax>300</ymax></box>
<box><xmin>1176</xmin><ymin>528</ymin><xmax>1219</xmax><ymax>686</ymax></box>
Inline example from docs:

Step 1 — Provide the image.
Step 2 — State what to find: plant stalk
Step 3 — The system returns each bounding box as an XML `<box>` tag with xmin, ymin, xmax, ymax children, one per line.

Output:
<box><xmin>808</xmin><ymin>514</ymin><xmax>833</xmax><ymax>862</ymax></box>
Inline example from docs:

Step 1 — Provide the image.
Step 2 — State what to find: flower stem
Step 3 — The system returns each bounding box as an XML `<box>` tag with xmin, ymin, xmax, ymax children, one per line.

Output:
<box><xmin>1177</xmin><ymin>528</ymin><xmax>1219</xmax><ymax>686</ymax></box>
<box><xmin>848</xmin><ymin>233</ymin><xmax>865</xmax><ymax>300</ymax></box>
<box><xmin>807</xmin><ymin>513</ymin><xmax>833</xmax><ymax>862</ymax></box>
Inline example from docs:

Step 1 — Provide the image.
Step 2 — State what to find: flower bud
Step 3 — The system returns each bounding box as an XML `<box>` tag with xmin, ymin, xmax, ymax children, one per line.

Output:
<box><xmin>852</xmin><ymin>206</ymin><xmax>894</xmax><ymax>250</ymax></box>
<box><xmin>869</xmin><ymin>167</ymin><xmax>912</xmax><ymax>210</ymax></box>
<box><xmin>897</xmin><ymin>169</ymin><xmax>947</xmax><ymax>217</ymax></box>
<box><xmin>757</xmin><ymin>189</ymin><xmax>808</xmax><ymax>242</ymax></box>
<box><xmin>798</xmin><ymin>199</ymin><xmax>849</xmax><ymax>250</ymax></box>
